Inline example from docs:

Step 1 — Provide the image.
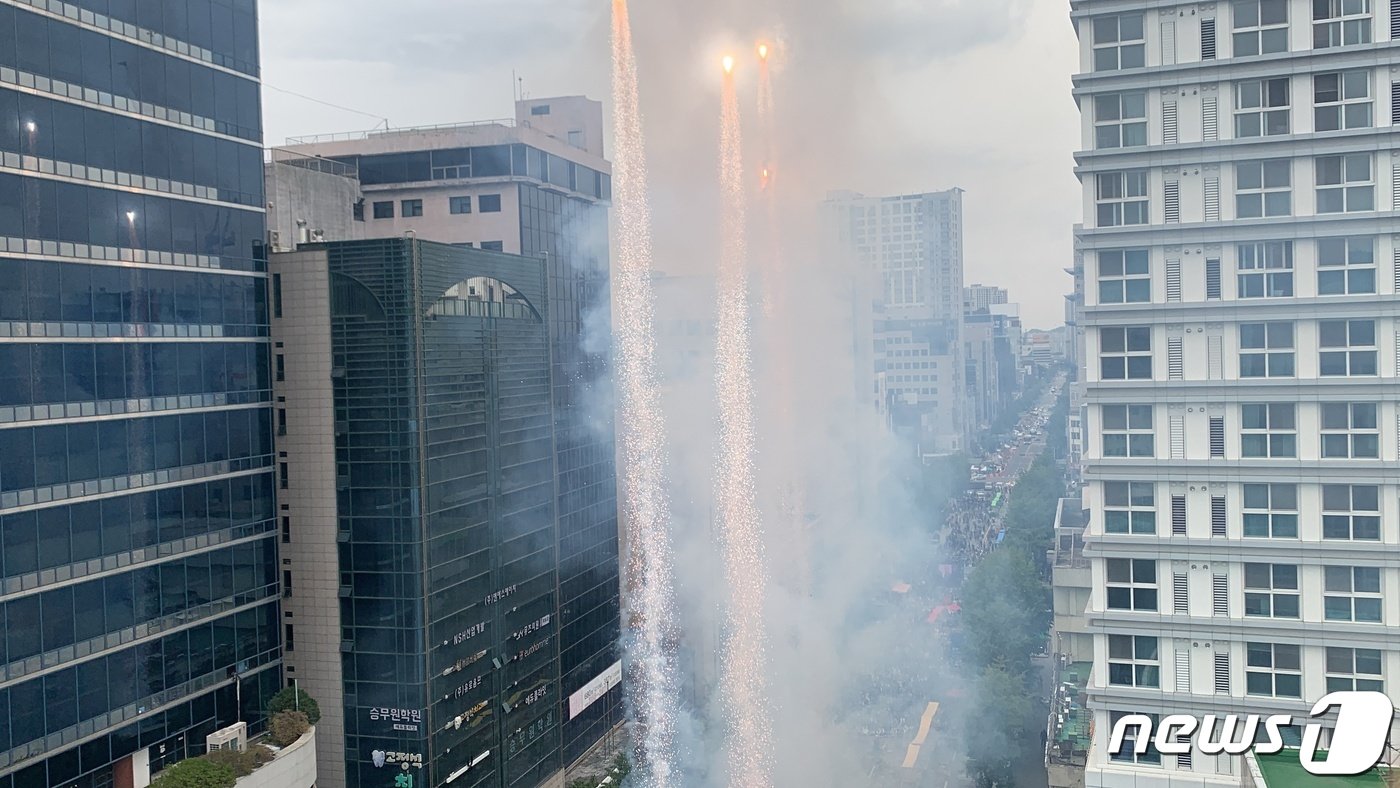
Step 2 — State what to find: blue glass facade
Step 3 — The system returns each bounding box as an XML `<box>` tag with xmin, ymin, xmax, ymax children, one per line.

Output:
<box><xmin>324</xmin><ymin>240</ymin><xmax>562</xmax><ymax>787</ymax></box>
<box><xmin>0</xmin><ymin>1</ymin><xmax>277</xmax><ymax>786</ymax></box>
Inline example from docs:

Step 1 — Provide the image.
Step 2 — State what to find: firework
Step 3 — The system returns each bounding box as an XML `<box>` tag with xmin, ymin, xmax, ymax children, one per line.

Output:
<box><xmin>716</xmin><ymin>60</ymin><xmax>776</xmax><ymax>788</ymax></box>
<box><xmin>611</xmin><ymin>2</ymin><xmax>681</xmax><ymax>785</ymax></box>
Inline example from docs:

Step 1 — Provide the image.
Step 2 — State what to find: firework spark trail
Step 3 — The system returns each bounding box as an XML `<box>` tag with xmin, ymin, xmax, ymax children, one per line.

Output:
<box><xmin>717</xmin><ymin>64</ymin><xmax>776</xmax><ymax>788</ymax></box>
<box><xmin>755</xmin><ymin>49</ymin><xmax>811</xmax><ymax>595</ymax></box>
<box><xmin>610</xmin><ymin>2</ymin><xmax>679</xmax><ymax>784</ymax></box>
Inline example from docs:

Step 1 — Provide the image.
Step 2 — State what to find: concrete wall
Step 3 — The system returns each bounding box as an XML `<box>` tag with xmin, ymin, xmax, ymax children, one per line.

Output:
<box><xmin>265</xmin><ymin>160</ymin><xmax>364</xmax><ymax>251</ymax></box>
<box><xmin>271</xmin><ymin>250</ymin><xmax>347</xmax><ymax>787</ymax></box>
<box><xmin>235</xmin><ymin>728</ymin><xmax>318</xmax><ymax>788</ymax></box>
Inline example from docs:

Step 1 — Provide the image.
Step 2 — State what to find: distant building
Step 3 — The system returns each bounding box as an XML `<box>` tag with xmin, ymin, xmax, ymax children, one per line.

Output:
<box><xmin>827</xmin><ymin>189</ymin><xmax>968</xmax><ymax>455</ymax></box>
<box><xmin>269</xmin><ymin>99</ymin><xmax>621</xmax><ymax>787</ymax></box>
<box><xmin>964</xmin><ymin>283</ymin><xmax>1009</xmax><ymax>312</ymax></box>
<box><xmin>963</xmin><ymin>308</ymin><xmax>1020</xmax><ymax>438</ymax></box>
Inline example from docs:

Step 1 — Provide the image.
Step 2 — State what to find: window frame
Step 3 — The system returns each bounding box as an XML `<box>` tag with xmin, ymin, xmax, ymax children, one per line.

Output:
<box><xmin>1104</xmin><ymin>481</ymin><xmax>1156</xmax><ymax>534</ymax></box>
<box><xmin>1317</xmin><ymin>236</ymin><xmax>1377</xmax><ymax>295</ymax></box>
<box><xmin>1236</xmin><ymin>241</ymin><xmax>1294</xmax><ymax>298</ymax></box>
<box><xmin>1103</xmin><ymin>404</ymin><xmax>1155</xmax><ymax>458</ymax></box>
<box><xmin>1108</xmin><ymin>635</ymin><xmax>1161</xmax><ymax>688</ymax></box>
<box><xmin>1106</xmin><ymin>558</ymin><xmax>1158</xmax><ymax>612</ymax></box>
<box><xmin>1316</xmin><ymin>153</ymin><xmax>1374</xmax><ymax>213</ymax></box>
<box><xmin>1233</xmin><ymin>0</ymin><xmax>1290</xmax><ymax>56</ymax></box>
<box><xmin>1096</xmin><ymin>170</ymin><xmax>1149</xmax><ymax>227</ymax></box>
<box><xmin>1092</xmin><ymin>14</ymin><xmax>1147</xmax><ymax>72</ymax></box>
<box><xmin>371</xmin><ymin>200</ymin><xmax>394</xmax><ymax>219</ymax></box>
<box><xmin>1244</xmin><ymin>563</ymin><xmax>1301</xmax><ymax>618</ymax></box>
<box><xmin>1246</xmin><ymin>642</ymin><xmax>1303</xmax><ymax>698</ymax></box>
<box><xmin>1235</xmin><ymin>159</ymin><xmax>1292</xmax><ymax>218</ymax></box>
<box><xmin>1314</xmin><ymin>70</ymin><xmax>1372</xmax><ymax>131</ymax></box>
<box><xmin>1243</xmin><ymin>483</ymin><xmax>1300</xmax><ymax>538</ymax></box>
<box><xmin>1234</xmin><ymin>77</ymin><xmax>1291</xmax><ymax>137</ymax></box>
<box><xmin>1320</xmin><ymin>402</ymin><xmax>1379</xmax><ymax>459</ymax></box>
<box><xmin>1321</xmin><ymin>484</ymin><xmax>1381</xmax><ymax>541</ymax></box>
<box><xmin>1095</xmin><ymin>91</ymin><xmax>1149</xmax><ymax>148</ymax></box>
<box><xmin>1098</xmin><ymin>249</ymin><xmax>1152</xmax><ymax>304</ymax></box>
<box><xmin>1318</xmin><ymin>319</ymin><xmax>1377</xmax><ymax>376</ymax></box>
<box><xmin>1323</xmin><ymin>566</ymin><xmax>1383</xmax><ymax>622</ymax></box>
<box><xmin>1241</xmin><ymin>403</ymin><xmax>1298</xmax><ymax>458</ymax></box>
<box><xmin>1240</xmin><ymin>321</ymin><xmax>1295</xmax><ymax>378</ymax></box>
<box><xmin>1100</xmin><ymin>326</ymin><xmax>1152</xmax><ymax>380</ymax></box>
<box><xmin>1313</xmin><ymin>0</ymin><xmax>1373</xmax><ymax>48</ymax></box>
<box><xmin>1326</xmin><ymin>646</ymin><xmax>1383</xmax><ymax>692</ymax></box>
<box><xmin>448</xmin><ymin>195</ymin><xmax>473</xmax><ymax>215</ymax></box>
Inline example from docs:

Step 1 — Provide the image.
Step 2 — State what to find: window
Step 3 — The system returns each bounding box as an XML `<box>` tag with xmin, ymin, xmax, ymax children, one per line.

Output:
<box><xmin>1326</xmin><ymin>647</ymin><xmax>1383</xmax><ymax>692</ymax></box>
<box><xmin>1109</xmin><ymin>711</ymin><xmax>1162</xmax><ymax>764</ymax></box>
<box><xmin>1319</xmin><ymin>319</ymin><xmax>1376</xmax><ymax>376</ymax></box>
<box><xmin>1093</xmin><ymin>14</ymin><xmax>1146</xmax><ymax>71</ymax></box>
<box><xmin>275</xmin><ymin>354</ymin><xmax>285</xmax><ymax>382</ymax></box>
<box><xmin>1240</xmin><ymin>322</ymin><xmax>1295</xmax><ymax>378</ymax></box>
<box><xmin>1109</xmin><ymin>635</ymin><xmax>1161</xmax><ymax>687</ymax></box>
<box><xmin>1322</xmin><ymin>484</ymin><xmax>1381</xmax><ymax>540</ymax></box>
<box><xmin>1104</xmin><ymin>482</ymin><xmax>1156</xmax><ymax>534</ymax></box>
<box><xmin>449</xmin><ymin>196</ymin><xmax>472</xmax><ymax>215</ymax></box>
<box><xmin>1317</xmin><ymin>237</ymin><xmax>1376</xmax><ymax>294</ymax></box>
<box><xmin>1096</xmin><ymin>92</ymin><xmax>1148</xmax><ymax>148</ymax></box>
<box><xmin>1243</xmin><ymin>483</ymin><xmax>1299</xmax><ymax>538</ymax></box>
<box><xmin>279</xmin><ymin>462</ymin><xmax>289</xmax><ymax>490</ymax></box>
<box><xmin>1325</xmin><ymin>566</ymin><xmax>1382</xmax><ymax>622</ymax></box>
<box><xmin>1244</xmin><ymin>563</ymin><xmax>1300</xmax><ymax>618</ymax></box>
<box><xmin>1235</xmin><ymin>78</ymin><xmax>1291</xmax><ymax>137</ymax></box>
<box><xmin>1103</xmin><ymin>405</ymin><xmax>1154</xmax><ymax>458</ymax></box>
<box><xmin>1314</xmin><ymin>71</ymin><xmax>1372</xmax><ymax>130</ymax></box>
<box><xmin>1100</xmin><ymin>326</ymin><xmax>1152</xmax><ymax>380</ymax></box>
<box><xmin>353</xmin><ymin>199</ymin><xmax>365</xmax><ymax>222</ymax></box>
<box><xmin>372</xmin><ymin>201</ymin><xmax>394</xmax><ymax>219</ymax></box>
<box><xmin>1236</xmin><ymin>241</ymin><xmax>1294</xmax><ymax>297</ymax></box>
<box><xmin>1235</xmin><ymin>160</ymin><xmax>1291</xmax><ymax>218</ymax></box>
<box><xmin>479</xmin><ymin>194</ymin><xmax>503</xmax><ymax>213</ymax></box>
<box><xmin>1316</xmin><ymin>154</ymin><xmax>1374</xmax><ymax>213</ymax></box>
<box><xmin>1313</xmin><ymin>0</ymin><xmax>1372</xmax><ymax>48</ymax></box>
<box><xmin>1241</xmin><ymin>403</ymin><xmax>1297</xmax><ymax>458</ymax></box>
<box><xmin>271</xmin><ymin>273</ymin><xmax>283</xmax><ymax>319</ymax></box>
<box><xmin>1320</xmin><ymin>403</ymin><xmax>1379</xmax><ymax>458</ymax></box>
<box><xmin>481</xmin><ymin>241</ymin><xmax>504</xmax><ymax>252</ymax></box>
<box><xmin>1098</xmin><ymin>250</ymin><xmax>1151</xmax><ymax>303</ymax></box>
<box><xmin>1233</xmin><ymin>0</ymin><xmax>1290</xmax><ymax>56</ymax></box>
<box><xmin>281</xmin><ymin>516</ymin><xmax>291</xmax><ymax>544</ymax></box>
<box><xmin>285</xmin><ymin>623</ymin><xmax>294</xmax><ymax>652</ymax></box>
<box><xmin>1106</xmin><ymin>558</ymin><xmax>1158</xmax><ymax>611</ymax></box>
<box><xmin>531</xmin><ymin>104</ymin><xmax>551</xmax><ymax>116</ymax></box>
<box><xmin>1246</xmin><ymin>642</ymin><xmax>1302</xmax><ymax>697</ymax></box>
<box><xmin>401</xmin><ymin>199</ymin><xmax>423</xmax><ymax>218</ymax></box>
<box><xmin>1096</xmin><ymin>171</ymin><xmax>1149</xmax><ymax>226</ymax></box>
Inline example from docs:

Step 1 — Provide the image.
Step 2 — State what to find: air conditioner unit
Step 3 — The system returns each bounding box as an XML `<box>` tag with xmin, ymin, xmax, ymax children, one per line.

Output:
<box><xmin>206</xmin><ymin>721</ymin><xmax>247</xmax><ymax>753</ymax></box>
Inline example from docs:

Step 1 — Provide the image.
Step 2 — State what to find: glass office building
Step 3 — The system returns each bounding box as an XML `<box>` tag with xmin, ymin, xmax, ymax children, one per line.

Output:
<box><xmin>278</xmin><ymin>109</ymin><xmax>623</xmax><ymax>785</ymax></box>
<box><xmin>276</xmin><ymin>239</ymin><xmax>581</xmax><ymax>787</ymax></box>
<box><xmin>0</xmin><ymin>1</ymin><xmax>278</xmax><ymax>786</ymax></box>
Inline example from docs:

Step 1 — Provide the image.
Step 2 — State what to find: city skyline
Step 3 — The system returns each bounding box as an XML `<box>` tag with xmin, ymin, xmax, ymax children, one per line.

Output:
<box><xmin>258</xmin><ymin>0</ymin><xmax>1081</xmax><ymax>329</ymax></box>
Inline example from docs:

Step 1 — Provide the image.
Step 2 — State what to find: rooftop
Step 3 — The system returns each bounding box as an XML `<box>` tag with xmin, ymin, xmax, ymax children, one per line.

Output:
<box><xmin>1251</xmin><ymin>750</ymin><xmax>1390</xmax><ymax>788</ymax></box>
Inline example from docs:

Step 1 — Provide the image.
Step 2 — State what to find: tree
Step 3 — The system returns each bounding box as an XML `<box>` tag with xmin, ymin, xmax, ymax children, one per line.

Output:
<box><xmin>960</xmin><ymin>549</ymin><xmax>1049</xmax><ymax>672</ymax></box>
<box><xmin>150</xmin><ymin>758</ymin><xmax>236</xmax><ymax>788</ymax></box>
<box><xmin>269</xmin><ymin>710</ymin><xmax>310</xmax><ymax>747</ymax></box>
<box><xmin>267</xmin><ymin>687</ymin><xmax>320</xmax><ymax>726</ymax></box>
<box><xmin>964</xmin><ymin>662</ymin><xmax>1039</xmax><ymax>788</ymax></box>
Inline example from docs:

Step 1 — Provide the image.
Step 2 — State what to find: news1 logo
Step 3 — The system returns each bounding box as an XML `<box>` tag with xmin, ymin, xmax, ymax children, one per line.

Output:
<box><xmin>1108</xmin><ymin>691</ymin><xmax>1395</xmax><ymax>776</ymax></box>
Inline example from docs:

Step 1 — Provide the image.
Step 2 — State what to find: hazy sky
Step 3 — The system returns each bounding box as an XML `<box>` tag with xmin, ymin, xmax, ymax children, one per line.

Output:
<box><xmin>261</xmin><ymin>0</ymin><xmax>1082</xmax><ymax>328</ymax></box>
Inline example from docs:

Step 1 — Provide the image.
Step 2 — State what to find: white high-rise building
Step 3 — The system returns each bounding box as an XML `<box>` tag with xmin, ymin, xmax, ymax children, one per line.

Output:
<box><xmin>1070</xmin><ymin>1</ymin><xmax>1400</xmax><ymax>785</ymax></box>
<box><xmin>965</xmin><ymin>283</ymin><xmax>1010</xmax><ymax>312</ymax></box>
<box><xmin>828</xmin><ymin>189</ymin><xmax>968</xmax><ymax>454</ymax></box>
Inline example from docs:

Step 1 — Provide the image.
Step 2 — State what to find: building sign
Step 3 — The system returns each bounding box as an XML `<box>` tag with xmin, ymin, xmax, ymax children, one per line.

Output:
<box><xmin>568</xmin><ymin>660</ymin><xmax>622</xmax><ymax>720</ymax></box>
<box><xmin>364</xmin><ymin>707</ymin><xmax>423</xmax><ymax>733</ymax></box>
<box><xmin>370</xmin><ymin>750</ymin><xmax>424</xmax><ymax>770</ymax></box>
<box><xmin>511</xmin><ymin>614</ymin><xmax>550</xmax><ymax>641</ymax></box>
